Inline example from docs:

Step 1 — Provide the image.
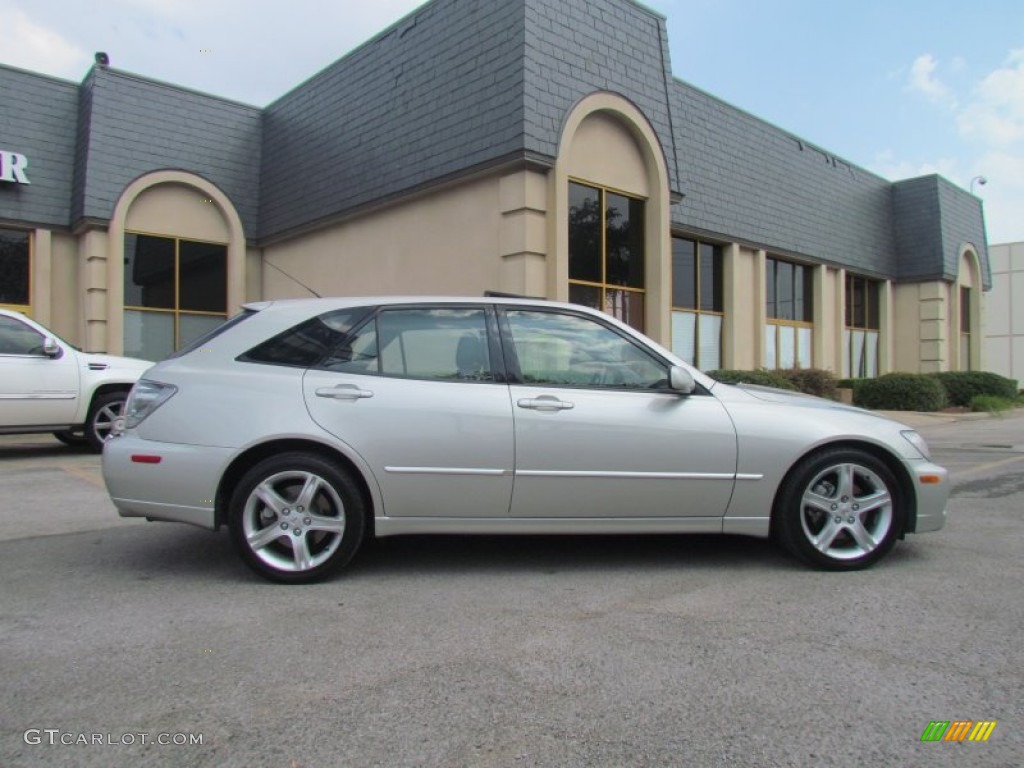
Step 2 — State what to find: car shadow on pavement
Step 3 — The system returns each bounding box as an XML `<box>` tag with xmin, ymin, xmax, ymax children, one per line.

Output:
<box><xmin>0</xmin><ymin>441</ymin><xmax>94</xmax><ymax>459</ymax></box>
<box><xmin>97</xmin><ymin>526</ymin><xmax>803</xmax><ymax>583</ymax></box>
<box><xmin>348</xmin><ymin>533</ymin><xmax>800</xmax><ymax>578</ymax></box>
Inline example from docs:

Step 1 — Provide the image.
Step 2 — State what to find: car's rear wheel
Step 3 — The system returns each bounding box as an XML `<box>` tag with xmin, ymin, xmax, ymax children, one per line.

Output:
<box><xmin>229</xmin><ymin>452</ymin><xmax>366</xmax><ymax>583</ymax></box>
<box><xmin>85</xmin><ymin>391</ymin><xmax>129</xmax><ymax>452</ymax></box>
<box><xmin>774</xmin><ymin>447</ymin><xmax>905</xmax><ymax>570</ymax></box>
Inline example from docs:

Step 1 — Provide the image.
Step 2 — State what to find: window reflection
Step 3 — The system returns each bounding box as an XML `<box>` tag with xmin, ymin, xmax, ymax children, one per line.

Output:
<box><xmin>507</xmin><ymin>310</ymin><xmax>666</xmax><ymax>389</ymax></box>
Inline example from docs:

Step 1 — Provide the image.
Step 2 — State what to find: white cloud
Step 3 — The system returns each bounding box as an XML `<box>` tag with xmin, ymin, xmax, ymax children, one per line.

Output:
<box><xmin>972</xmin><ymin>149</ymin><xmax>1024</xmax><ymax>244</ymax></box>
<box><xmin>957</xmin><ymin>49</ymin><xmax>1024</xmax><ymax>147</ymax></box>
<box><xmin>907</xmin><ymin>53</ymin><xmax>957</xmax><ymax>109</ymax></box>
<box><xmin>0</xmin><ymin>4</ymin><xmax>88</xmax><ymax>78</ymax></box>
<box><xmin>869</xmin><ymin>151</ymin><xmax>959</xmax><ymax>185</ymax></box>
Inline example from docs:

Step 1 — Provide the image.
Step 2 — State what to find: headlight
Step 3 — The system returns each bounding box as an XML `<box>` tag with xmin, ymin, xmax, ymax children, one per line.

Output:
<box><xmin>901</xmin><ymin>430</ymin><xmax>932</xmax><ymax>460</ymax></box>
<box><xmin>123</xmin><ymin>380</ymin><xmax>178</xmax><ymax>429</ymax></box>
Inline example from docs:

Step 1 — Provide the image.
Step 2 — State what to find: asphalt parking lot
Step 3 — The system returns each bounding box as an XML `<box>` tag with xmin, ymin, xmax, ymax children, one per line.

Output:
<box><xmin>1</xmin><ymin>412</ymin><xmax>1022</xmax><ymax>768</ymax></box>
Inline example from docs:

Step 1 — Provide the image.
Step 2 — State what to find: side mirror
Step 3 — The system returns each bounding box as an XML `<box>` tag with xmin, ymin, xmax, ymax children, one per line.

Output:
<box><xmin>43</xmin><ymin>337</ymin><xmax>61</xmax><ymax>358</ymax></box>
<box><xmin>668</xmin><ymin>365</ymin><xmax>696</xmax><ymax>395</ymax></box>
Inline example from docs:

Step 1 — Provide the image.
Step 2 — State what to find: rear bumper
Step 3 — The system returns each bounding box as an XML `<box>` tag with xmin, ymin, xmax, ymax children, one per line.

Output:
<box><xmin>102</xmin><ymin>434</ymin><xmax>232</xmax><ymax>530</ymax></box>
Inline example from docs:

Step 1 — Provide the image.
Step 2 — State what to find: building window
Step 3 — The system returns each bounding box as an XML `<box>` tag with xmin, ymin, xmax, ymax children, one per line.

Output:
<box><xmin>844</xmin><ymin>275</ymin><xmax>880</xmax><ymax>378</ymax></box>
<box><xmin>671</xmin><ymin>237</ymin><xmax>723</xmax><ymax>370</ymax></box>
<box><xmin>960</xmin><ymin>286</ymin><xmax>971</xmax><ymax>371</ymax></box>
<box><xmin>765</xmin><ymin>257</ymin><xmax>813</xmax><ymax>368</ymax></box>
<box><xmin>124</xmin><ymin>233</ymin><xmax>227</xmax><ymax>361</ymax></box>
<box><xmin>568</xmin><ymin>181</ymin><xmax>645</xmax><ymax>332</ymax></box>
<box><xmin>0</xmin><ymin>229</ymin><xmax>30</xmax><ymax>311</ymax></box>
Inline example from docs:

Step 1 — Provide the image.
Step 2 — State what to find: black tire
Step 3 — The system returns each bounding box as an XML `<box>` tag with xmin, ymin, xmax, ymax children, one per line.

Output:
<box><xmin>53</xmin><ymin>430</ymin><xmax>89</xmax><ymax>447</ymax></box>
<box><xmin>774</xmin><ymin>447</ymin><xmax>905</xmax><ymax>570</ymax></box>
<box><xmin>228</xmin><ymin>452</ymin><xmax>366</xmax><ymax>584</ymax></box>
<box><xmin>85</xmin><ymin>391</ymin><xmax>129</xmax><ymax>452</ymax></box>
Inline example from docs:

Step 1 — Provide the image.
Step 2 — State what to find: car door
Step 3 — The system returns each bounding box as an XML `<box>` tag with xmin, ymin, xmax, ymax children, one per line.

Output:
<box><xmin>303</xmin><ymin>305</ymin><xmax>515</xmax><ymax>518</ymax></box>
<box><xmin>501</xmin><ymin>307</ymin><xmax>737</xmax><ymax>519</ymax></box>
<box><xmin>0</xmin><ymin>314</ymin><xmax>80</xmax><ymax>427</ymax></box>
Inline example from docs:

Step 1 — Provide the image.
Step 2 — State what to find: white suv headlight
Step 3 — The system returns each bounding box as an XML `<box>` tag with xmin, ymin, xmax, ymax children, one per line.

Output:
<box><xmin>123</xmin><ymin>380</ymin><xmax>178</xmax><ymax>429</ymax></box>
<box><xmin>901</xmin><ymin>430</ymin><xmax>932</xmax><ymax>460</ymax></box>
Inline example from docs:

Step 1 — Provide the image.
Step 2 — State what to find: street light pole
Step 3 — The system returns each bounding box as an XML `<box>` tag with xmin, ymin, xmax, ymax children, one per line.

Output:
<box><xmin>970</xmin><ymin>175</ymin><xmax>988</xmax><ymax>194</ymax></box>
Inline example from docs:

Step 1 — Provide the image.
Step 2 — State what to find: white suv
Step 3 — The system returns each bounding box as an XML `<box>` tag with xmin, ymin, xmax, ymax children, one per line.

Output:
<box><xmin>0</xmin><ymin>308</ymin><xmax>152</xmax><ymax>451</ymax></box>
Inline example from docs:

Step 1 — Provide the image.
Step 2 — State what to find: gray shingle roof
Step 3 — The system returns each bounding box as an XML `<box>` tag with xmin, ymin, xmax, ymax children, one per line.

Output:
<box><xmin>72</xmin><ymin>67</ymin><xmax>262</xmax><ymax>234</ymax></box>
<box><xmin>0</xmin><ymin>64</ymin><xmax>79</xmax><ymax>228</ymax></box>
<box><xmin>258</xmin><ymin>0</ymin><xmax>528</xmax><ymax>240</ymax></box>
<box><xmin>523</xmin><ymin>0</ymin><xmax>681</xmax><ymax>193</ymax></box>
<box><xmin>669</xmin><ymin>78</ymin><xmax>898</xmax><ymax>277</ymax></box>
<box><xmin>893</xmin><ymin>175</ymin><xmax>990</xmax><ymax>288</ymax></box>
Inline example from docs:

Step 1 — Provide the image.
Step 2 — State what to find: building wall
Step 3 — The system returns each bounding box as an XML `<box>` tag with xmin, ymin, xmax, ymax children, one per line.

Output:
<box><xmin>984</xmin><ymin>242</ymin><xmax>1024</xmax><ymax>383</ymax></box>
<box><xmin>261</xmin><ymin>174</ymin><xmax>509</xmax><ymax>300</ymax></box>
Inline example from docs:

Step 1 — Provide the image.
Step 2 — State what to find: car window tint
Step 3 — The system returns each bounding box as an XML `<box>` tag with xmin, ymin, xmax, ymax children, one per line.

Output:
<box><xmin>505</xmin><ymin>310</ymin><xmax>667</xmax><ymax>389</ymax></box>
<box><xmin>317</xmin><ymin>307</ymin><xmax>494</xmax><ymax>381</ymax></box>
<box><xmin>320</xmin><ymin>318</ymin><xmax>379</xmax><ymax>374</ymax></box>
<box><xmin>0</xmin><ymin>315</ymin><xmax>45</xmax><ymax>355</ymax></box>
<box><xmin>240</xmin><ymin>309</ymin><xmax>365</xmax><ymax>368</ymax></box>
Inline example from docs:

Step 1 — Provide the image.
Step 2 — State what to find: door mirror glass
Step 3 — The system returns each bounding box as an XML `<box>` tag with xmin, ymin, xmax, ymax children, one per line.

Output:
<box><xmin>669</xmin><ymin>365</ymin><xmax>695</xmax><ymax>394</ymax></box>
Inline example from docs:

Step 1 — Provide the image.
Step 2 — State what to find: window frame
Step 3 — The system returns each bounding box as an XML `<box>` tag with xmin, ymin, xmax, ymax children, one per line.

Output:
<box><xmin>567</xmin><ymin>179</ymin><xmax>646</xmax><ymax>332</ymax></box>
<box><xmin>843</xmin><ymin>274</ymin><xmax>881</xmax><ymax>378</ymax></box>
<box><xmin>0</xmin><ymin>228</ymin><xmax>31</xmax><ymax>313</ymax></box>
<box><xmin>960</xmin><ymin>286</ymin><xmax>971</xmax><ymax>371</ymax></box>
<box><xmin>670</xmin><ymin>236</ymin><xmax>724</xmax><ymax>370</ymax></box>
<box><xmin>765</xmin><ymin>257</ymin><xmax>814</xmax><ymax>369</ymax></box>
<box><xmin>123</xmin><ymin>230</ymin><xmax>229</xmax><ymax>357</ymax></box>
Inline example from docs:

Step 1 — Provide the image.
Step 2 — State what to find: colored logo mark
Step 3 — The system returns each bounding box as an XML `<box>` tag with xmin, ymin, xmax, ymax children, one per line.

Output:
<box><xmin>920</xmin><ymin>720</ymin><xmax>997</xmax><ymax>742</ymax></box>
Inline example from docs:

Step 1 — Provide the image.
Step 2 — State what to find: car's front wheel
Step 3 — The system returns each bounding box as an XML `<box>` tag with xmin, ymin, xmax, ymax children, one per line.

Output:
<box><xmin>774</xmin><ymin>447</ymin><xmax>906</xmax><ymax>570</ymax></box>
<box><xmin>85</xmin><ymin>391</ymin><xmax>129</xmax><ymax>452</ymax></box>
<box><xmin>229</xmin><ymin>452</ymin><xmax>366</xmax><ymax>583</ymax></box>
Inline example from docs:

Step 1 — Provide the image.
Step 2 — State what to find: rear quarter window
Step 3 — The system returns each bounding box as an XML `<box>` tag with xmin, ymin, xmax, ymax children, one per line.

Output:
<box><xmin>238</xmin><ymin>309</ymin><xmax>368</xmax><ymax>368</ymax></box>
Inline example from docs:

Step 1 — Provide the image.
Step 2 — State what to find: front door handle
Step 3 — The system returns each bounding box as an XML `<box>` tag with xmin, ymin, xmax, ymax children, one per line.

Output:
<box><xmin>517</xmin><ymin>395</ymin><xmax>574</xmax><ymax>412</ymax></box>
<box><xmin>315</xmin><ymin>384</ymin><xmax>374</xmax><ymax>400</ymax></box>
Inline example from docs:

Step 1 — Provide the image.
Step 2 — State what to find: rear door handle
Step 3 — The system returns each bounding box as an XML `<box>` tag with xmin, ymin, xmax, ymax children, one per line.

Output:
<box><xmin>517</xmin><ymin>396</ymin><xmax>574</xmax><ymax>411</ymax></box>
<box><xmin>315</xmin><ymin>384</ymin><xmax>374</xmax><ymax>400</ymax></box>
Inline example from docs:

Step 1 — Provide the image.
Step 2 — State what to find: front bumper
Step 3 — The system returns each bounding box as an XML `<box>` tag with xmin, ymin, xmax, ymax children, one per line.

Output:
<box><xmin>102</xmin><ymin>434</ymin><xmax>234</xmax><ymax>530</ymax></box>
<box><xmin>909</xmin><ymin>460</ymin><xmax>949</xmax><ymax>533</ymax></box>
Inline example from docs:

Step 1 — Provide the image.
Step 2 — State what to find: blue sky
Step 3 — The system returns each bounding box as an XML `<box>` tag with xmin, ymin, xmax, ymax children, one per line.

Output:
<box><xmin>4</xmin><ymin>0</ymin><xmax>1022</xmax><ymax>242</ymax></box>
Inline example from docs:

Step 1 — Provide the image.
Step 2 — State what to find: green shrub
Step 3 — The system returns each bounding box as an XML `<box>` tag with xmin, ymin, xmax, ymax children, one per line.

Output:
<box><xmin>930</xmin><ymin>371</ymin><xmax>1019</xmax><ymax>407</ymax></box>
<box><xmin>836</xmin><ymin>378</ymin><xmax>865</xmax><ymax>391</ymax></box>
<box><xmin>707</xmin><ymin>369</ymin><xmax>796</xmax><ymax>390</ymax></box>
<box><xmin>969</xmin><ymin>394</ymin><xmax>1015</xmax><ymax>414</ymax></box>
<box><xmin>854</xmin><ymin>373</ymin><xmax>948</xmax><ymax>412</ymax></box>
<box><xmin>778</xmin><ymin>368</ymin><xmax>838</xmax><ymax>399</ymax></box>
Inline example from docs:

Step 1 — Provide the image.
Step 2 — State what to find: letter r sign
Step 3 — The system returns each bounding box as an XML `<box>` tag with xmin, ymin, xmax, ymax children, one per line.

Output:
<box><xmin>0</xmin><ymin>151</ymin><xmax>31</xmax><ymax>184</ymax></box>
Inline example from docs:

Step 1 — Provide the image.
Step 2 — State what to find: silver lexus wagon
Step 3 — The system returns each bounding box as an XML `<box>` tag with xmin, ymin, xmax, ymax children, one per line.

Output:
<box><xmin>102</xmin><ymin>297</ymin><xmax>949</xmax><ymax>583</ymax></box>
